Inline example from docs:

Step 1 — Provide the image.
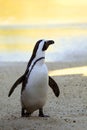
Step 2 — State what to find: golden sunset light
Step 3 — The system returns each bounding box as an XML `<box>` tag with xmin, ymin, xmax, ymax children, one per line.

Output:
<box><xmin>49</xmin><ymin>66</ymin><xmax>87</xmax><ymax>77</ymax></box>
<box><xmin>0</xmin><ymin>0</ymin><xmax>87</xmax><ymax>61</ymax></box>
<box><xmin>0</xmin><ymin>0</ymin><xmax>87</xmax><ymax>25</ymax></box>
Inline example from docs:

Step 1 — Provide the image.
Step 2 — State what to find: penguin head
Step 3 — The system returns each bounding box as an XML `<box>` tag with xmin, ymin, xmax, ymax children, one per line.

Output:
<box><xmin>30</xmin><ymin>39</ymin><xmax>54</xmax><ymax>63</ymax></box>
<box><xmin>42</xmin><ymin>40</ymin><xmax>54</xmax><ymax>51</ymax></box>
<box><xmin>35</xmin><ymin>39</ymin><xmax>54</xmax><ymax>52</ymax></box>
<box><xmin>34</xmin><ymin>39</ymin><xmax>54</xmax><ymax>58</ymax></box>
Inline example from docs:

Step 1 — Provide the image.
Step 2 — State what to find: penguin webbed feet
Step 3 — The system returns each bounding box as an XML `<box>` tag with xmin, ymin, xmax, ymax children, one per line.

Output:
<box><xmin>39</xmin><ymin>114</ymin><xmax>50</xmax><ymax>117</ymax></box>
<box><xmin>38</xmin><ymin>108</ymin><xmax>49</xmax><ymax>117</ymax></box>
<box><xmin>21</xmin><ymin>108</ymin><xmax>49</xmax><ymax>117</ymax></box>
<box><xmin>21</xmin><ymin>108</ymin><xmax>31</xmax><ymax>117</ymax></box>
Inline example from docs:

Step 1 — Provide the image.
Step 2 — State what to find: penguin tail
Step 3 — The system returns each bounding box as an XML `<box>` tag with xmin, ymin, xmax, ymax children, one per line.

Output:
<box><xmin>8</xmin><ymin>75</ymin><xmax>24</xmax><ymax>97</ymax></box>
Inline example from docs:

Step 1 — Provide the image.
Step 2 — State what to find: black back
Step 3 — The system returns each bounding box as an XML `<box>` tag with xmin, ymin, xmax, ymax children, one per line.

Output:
<box><xmin>25</xmin><ymin>40</ymin><xmax>43</xmax><ymax>73</ymax></box>
<box><xmin>22</xmin><ymin>40</ymin><xmax>44</xmax><ymax>92</ymax></box>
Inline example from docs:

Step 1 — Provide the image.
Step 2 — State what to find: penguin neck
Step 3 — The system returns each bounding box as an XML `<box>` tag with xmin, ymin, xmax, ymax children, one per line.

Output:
<box><xmin>35</xmin><ymin>52</ymin><xmax>45</xmax><ymax>65</ymax></box>
<box><xmin>37</xmin><ymin>57</ymin><xmax>45</xmax><ymax>65</ymax></box>
<box><xmin>29</xmin><ymin>52</ymin><xmax>45</xmax><ymax>71</ymax></box>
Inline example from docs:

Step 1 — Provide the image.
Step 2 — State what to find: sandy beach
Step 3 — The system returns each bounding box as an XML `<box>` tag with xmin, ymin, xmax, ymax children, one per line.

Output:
<box><xmin>0</xmin><ymin>61</ymin><xmax>87</xmax><ymax>130</ymax></box>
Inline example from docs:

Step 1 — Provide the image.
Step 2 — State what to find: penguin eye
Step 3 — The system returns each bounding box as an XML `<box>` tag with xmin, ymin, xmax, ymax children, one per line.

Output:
<box><xmin>42</xmin><ymin>42</ymin><xmax>47</xmax><ymax>51</ymax></box>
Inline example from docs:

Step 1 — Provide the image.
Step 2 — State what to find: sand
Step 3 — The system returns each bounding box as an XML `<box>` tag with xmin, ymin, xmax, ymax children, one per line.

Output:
<box><xmin>0</xmin><ymin>61</ymin><xmax>87</xmax><ymax>130</ymax></box>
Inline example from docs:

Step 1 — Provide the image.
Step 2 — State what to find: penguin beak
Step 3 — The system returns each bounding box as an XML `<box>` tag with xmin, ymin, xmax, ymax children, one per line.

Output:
<box><xmin>42</xmin><ymin>40</ymin><xmax>54</xmax><ymax>51</ymax></box>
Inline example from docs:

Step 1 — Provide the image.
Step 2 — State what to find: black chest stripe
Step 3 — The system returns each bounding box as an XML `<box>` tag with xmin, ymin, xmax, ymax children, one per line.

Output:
<box><xmin>22</xmin><ymin>57</ymin><xmax>45</xmax><ymax>92</ymax></box>
<box><xmin>27</xmin><ymin>57</ymin><xmax>45</xmax><ymax>78</ymax></box>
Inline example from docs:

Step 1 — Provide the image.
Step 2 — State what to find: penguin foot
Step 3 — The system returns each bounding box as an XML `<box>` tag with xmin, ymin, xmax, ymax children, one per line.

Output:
<box><xmin>25</xmin><ymin>112</ymin><xmax>31</xmax><ymax>117</ymax></box>
<box><xmin>22</xmin><ymin>114</ymin><xmax>26</xmax><ymax>117</ymax></box>
<box><xmin>21</xmin><ymin>108</ymin><xmax>31</xmax><ymax>117</ymax></box>
<box><xmin>39</xmin><ymin>114</ymin><xmax>50</xmax><ymax>117</ymax></box>
<box><xmin>22</xmin><ymin>112</ymin><xmax>31</xmax><ymax>117</ymax></box>
<box><xmin>39</xmin><ymin>108</ymin><xmax>49</xmax><ymax>117</ymax></box>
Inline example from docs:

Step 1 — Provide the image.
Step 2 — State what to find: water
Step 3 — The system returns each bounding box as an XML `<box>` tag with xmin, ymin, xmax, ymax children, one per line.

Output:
<box><xmin>0</xmin><ymin>24</ymin><xmax>87</xmax><ymax>62</ymax></box>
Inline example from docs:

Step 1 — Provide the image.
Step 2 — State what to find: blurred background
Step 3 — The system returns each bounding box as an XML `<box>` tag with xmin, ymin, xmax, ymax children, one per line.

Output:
<box><xmin>0</xmin><ymin>0</ymin><xmax>87</xmax><ymax>62</ymax></box>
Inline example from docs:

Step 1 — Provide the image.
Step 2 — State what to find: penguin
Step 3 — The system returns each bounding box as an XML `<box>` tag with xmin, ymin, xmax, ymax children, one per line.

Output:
<box><xmin>8</xmin><ymin>39</ymin><xmax>60</xmax><ymax>117</ymax></box>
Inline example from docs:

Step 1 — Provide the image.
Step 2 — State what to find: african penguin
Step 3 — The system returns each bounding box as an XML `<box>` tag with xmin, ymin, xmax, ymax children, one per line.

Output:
<box><xmin>8</xmin><ymin>39</ymin><xmax>60</xmax><ymax>117</ymax></box>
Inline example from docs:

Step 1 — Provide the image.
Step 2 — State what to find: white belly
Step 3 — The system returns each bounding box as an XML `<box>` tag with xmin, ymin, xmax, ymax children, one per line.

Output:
<box><xmin>21</xmin><ymin>63</ymin><xmax>48</xmax><ymax>113</ymax></box>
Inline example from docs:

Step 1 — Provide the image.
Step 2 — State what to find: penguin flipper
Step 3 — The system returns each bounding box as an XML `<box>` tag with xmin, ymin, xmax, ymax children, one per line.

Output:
<box><xmin>49</xmin><ymin>76</ymin><xmax>60</xmax><ymax>97</ymax></box>
<box><xmin>8</xmin><ymin>75</ymin><xmax>24</xmax><ymax>97</ymax></box>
